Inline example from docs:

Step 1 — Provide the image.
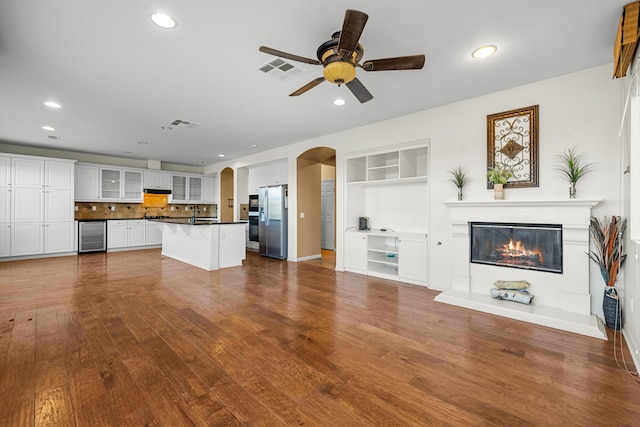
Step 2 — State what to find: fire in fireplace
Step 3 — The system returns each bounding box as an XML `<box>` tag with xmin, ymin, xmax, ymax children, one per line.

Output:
<box><xmin>470</xmin><ymin>222</ymin><xmax>563</xmax><ymax>273</ymax></box>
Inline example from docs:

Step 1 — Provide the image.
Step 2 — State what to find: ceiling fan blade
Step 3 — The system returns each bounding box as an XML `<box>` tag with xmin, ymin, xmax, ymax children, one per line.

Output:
<box><xmin>337</xmin><ymin>10</ymin><xmax>368</xmax><ymax>58</ymax></box>
<box><xmin>361</xmin><ymin>54</ymin><xmax>426</xmax><ymax>71</ymax></box>
<box><xmin>289</xmin><ymin>77</ymin><xmax>326</xmax><ymax>96</ymax></box>
<box><xmin>259</xmin><ymin>46</ymin><xmax>320</xmax><ymax>65</ymax></box>
<box><xmin>346</xmin><ymin>78</ymin><xmax>373</xmax><ymax>103</ymax></box>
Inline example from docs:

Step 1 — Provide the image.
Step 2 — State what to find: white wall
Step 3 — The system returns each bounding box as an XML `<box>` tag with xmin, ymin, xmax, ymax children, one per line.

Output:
<box><xmin>213</xmin><ymin>64</ymin><xmax>626</xmax><ymax>328</ymax></box>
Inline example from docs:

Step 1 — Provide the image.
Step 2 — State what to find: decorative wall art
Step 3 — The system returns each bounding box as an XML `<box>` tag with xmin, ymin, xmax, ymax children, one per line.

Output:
<box><xmin>486</xmin><ymin>105</ymin><xmax>539</xmax><ymax>188</ymax></box>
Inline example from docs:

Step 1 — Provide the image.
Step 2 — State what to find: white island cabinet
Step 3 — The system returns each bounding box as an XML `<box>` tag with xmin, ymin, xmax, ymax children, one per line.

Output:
<box><xmin>157</xmin><ymin>220</ymin><xmax>246</xmax><ymax>271</ymax></box>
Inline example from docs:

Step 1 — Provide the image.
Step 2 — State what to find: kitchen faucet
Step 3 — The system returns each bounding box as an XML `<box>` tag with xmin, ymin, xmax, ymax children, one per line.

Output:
<box><xmin>191</xmin><ymin>205</ymin><xmax>200</xmax><ymax>222</ymax></box>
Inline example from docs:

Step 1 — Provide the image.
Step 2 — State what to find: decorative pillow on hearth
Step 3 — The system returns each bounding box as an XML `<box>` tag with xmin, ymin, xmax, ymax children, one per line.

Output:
<box><xmin>493</xmin><ymin>280</ymin><xmax>530</xmax><ymax>290</ymax></box>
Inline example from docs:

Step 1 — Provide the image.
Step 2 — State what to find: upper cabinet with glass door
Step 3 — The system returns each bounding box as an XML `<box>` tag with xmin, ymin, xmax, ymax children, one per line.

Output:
<box><xmin>100</xmin><ymin>167</ymin><xmax>143</xmax><ymax>201</ymax></box>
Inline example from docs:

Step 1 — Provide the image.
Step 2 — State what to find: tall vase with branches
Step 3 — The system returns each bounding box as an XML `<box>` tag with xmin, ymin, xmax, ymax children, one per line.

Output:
<box><xmin>588</xmin><ymin>216</ymin><xmax>627</xmax><ymax>329</ymax></box>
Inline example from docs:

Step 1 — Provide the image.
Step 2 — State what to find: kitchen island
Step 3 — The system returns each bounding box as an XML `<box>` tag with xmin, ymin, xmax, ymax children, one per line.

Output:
<box><xmin>151</xmin><ymin>218</ymin><xmax>246</xmax><ymax>271</ymax></box>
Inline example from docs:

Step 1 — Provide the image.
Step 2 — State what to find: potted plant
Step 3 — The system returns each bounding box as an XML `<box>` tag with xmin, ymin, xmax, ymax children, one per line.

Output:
<box><xmin>447</xmin><ymin>164</ymin><xmax>469</xmax><ymax>200</ymax></box>
<box><xmin>588</xmin><ymin>216</ymin><xmax>627</xmax><ymax>329</ymax></box>
<box><xmin>487</xmin><ymin>163</ymin><xmax>512</xmax><ymax>200</ymax></box>
<box><xmin>556</xmin><ymin>146</ymin><xmax>593</xmax><ymax>198</ymax></box>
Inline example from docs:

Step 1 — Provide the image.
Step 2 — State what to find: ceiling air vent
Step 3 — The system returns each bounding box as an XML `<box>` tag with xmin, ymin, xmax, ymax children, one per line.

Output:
<box><xmin>259</xmin><ymin>58</ymin><xmax>305</xmax><ymax>82</ymax></box>
<box><xmin>170</xmin><ymin>119</ymin><xmax>200</xmax><ymax>129</ymax></box>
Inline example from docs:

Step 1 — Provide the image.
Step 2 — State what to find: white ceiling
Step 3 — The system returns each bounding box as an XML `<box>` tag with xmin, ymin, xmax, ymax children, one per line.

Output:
<box><xmin>0</xmin><ymin>1</ymin><xmax>630</xmax><ymax>166</ymax></box>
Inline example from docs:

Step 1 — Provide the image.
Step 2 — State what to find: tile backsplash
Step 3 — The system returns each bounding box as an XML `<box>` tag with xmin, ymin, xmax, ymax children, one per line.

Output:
<box><xmin>75</xmin><ymin>202</ymin><xmax>217</xmax><ymax>220</ymax></box>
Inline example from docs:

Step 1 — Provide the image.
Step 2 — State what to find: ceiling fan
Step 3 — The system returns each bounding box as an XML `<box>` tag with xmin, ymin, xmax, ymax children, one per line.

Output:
<box><xmin>259</xmin><ymin>9</ymin><xmax>425</xmax><ymax>103</ymax></box>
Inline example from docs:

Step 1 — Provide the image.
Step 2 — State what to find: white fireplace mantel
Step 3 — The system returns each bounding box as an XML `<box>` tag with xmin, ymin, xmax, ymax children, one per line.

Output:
<box><xmin>435</xmin><ymin>199</ymin><xmax>606</xmax><ymax>339</ymax></box>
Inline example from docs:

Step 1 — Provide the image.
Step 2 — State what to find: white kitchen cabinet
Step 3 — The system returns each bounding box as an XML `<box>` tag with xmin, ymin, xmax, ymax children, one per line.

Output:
<box><xmin>75</xmin><ymin>164</ymin><xmax>99</xmax><ymax>201</ymax></box>
<box><xmin>44</xmin><ymin>222</ymin><xmax>75</xmax><ymax>253</ymax></box>
<box><xmin>0</xmin><ymin>186</ymin><xmax>9</xmax><ymax>223</ymax></box>
<box><xmin>344</xmin><ymin>232</ymin><xmax>368</xmax><ymax>273</ymax></box>
<box><xmin>266</xmin><ymin>161</ymin><xmax>287</xmax><ymax>185</ymax></box>
<box><xmin>0</xmin><ymin>223</ymin><xmax>10</xmax><ymax>257</ymax></box>
<box><xmin>248</xmin><ymin>165</ymin><xmax>266</xmax><ymax>194</ymax></box>
<box><xmin>11</xmin><ymin>157</ymin><xmax>44</xmax><ymax>188</ymax></box>
<box><xmin>108</xmin><ymin>219</ymin><xmax>147</xmax><ymax>249</ymax></box>
<box><xmin>189</xmin><ymin>176</ymin><xmax>202</xmax><ymax>202</ymax></box>
<box><xmin>11</xmin><ymin>188</ymin><xmax>44</xmax><ymax>222</ymax></box>
<box><xmin>1</xmin><ymin>155</ymin><xmax>75</xmax><ymax>258</ymax></box>
<box><xmin>202</xmin><ymin>176</ymin><xmax>216</xmax><ymax>203</ymax></box>
<box><xmin>0</xmin><ymin>156</ymin><xmax>11</xmax><ymax>187</ymax></box>
<box><xmin>11</xmin><ymin>222</ymin><xmax>44</xmax><ymax>256</ymax></box>
<box><xmin>45</xmin><ymin>189</ymin><xmax>74</xmax><ymax>222</ymax></box>
<box><xmin>171</xmin><ymin>175</ymin><xmax>187</xmax><ymax>202</ymax></box>
<box><xmin>398</xmin><ymin>234</ymin><xmax>428</xmax><ymax>285</ymax></box>
<box><xmin>100</xmin><ymin>167</ymin><xmax>143</xmax><ymax>201</ymax></box>
<box><xmin>146</xmin><ymin>220</ymin><xmax>163</xmax><ymax>245</ymax></box>
<box><xmin>170</xmin><ymin>174</ymin><xmax>208</xmax><ymax>203</ymax></box>
<box><xmin>45</xmin><ymin>161</ymin><xmax>74</xmax><ymax>189</ymax></box>
<box><xmin>143</xmin><ymin>170</ymin><xmax>171</xmax><ymax>190</ymax></box>
<box><xmin>107</xmin><ymin>220</ymin><xmax>127</xmax><ymax>248</ymax></box>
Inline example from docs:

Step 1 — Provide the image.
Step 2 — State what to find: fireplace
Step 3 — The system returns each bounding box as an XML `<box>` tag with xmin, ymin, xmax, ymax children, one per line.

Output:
<box><xmin>470</xmin><ymin>222</ymin><xmax>563</xmax><ymax>274</ymax></box>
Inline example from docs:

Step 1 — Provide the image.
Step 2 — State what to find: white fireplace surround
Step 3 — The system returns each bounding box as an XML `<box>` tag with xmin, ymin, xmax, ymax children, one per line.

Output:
<box><xmin>436</xmin><ymin>199</ymin><xmax>606</xmax><ymax>339</ymax></box>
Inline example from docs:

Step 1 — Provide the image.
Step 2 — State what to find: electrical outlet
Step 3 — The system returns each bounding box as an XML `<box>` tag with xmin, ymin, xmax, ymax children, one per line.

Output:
<box><xmin>111</xmin><ymin>206</ymin><xmax>116</xmax><ymax>211</ymax></box>
<box><xmin>170</xmin><ymin>206</ymin><xmax>174</xmax><ymax>211</ymax></box>
<box><xmin>300</xmin><ymin>212</ymin><xmax>305</xmax><ymax>218</ymax></box>
<box><xmin>92</xmin><ymin>206</ymin><xmax>96</xmax><ymax>211</ymax></box>
<box><xmin>74</xmin><ymin>206</ymin><xmax>78</xmax><ymax>211</ymax></box>
<box><xmin>204</xmin><ymin>207</ymin><xmax>207</xmax><ymax>211</ymax></box>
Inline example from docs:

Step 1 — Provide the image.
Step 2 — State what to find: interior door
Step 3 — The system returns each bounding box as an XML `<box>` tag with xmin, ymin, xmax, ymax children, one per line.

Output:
<box><xmin>321</xmin><ymin>179</ymin><xmax>335</xmax><ymax>250</ymax></box>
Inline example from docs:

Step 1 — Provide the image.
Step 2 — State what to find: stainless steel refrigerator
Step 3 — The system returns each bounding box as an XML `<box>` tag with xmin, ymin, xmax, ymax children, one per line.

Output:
<box><xmin>258</xmin><ymin>184</ymin><xmax>288</xmax><ymax>259</ymax></box>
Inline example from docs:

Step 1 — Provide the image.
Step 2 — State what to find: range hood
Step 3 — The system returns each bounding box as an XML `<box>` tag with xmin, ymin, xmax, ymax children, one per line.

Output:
<box><xmin>144</xmin><ymin>188</ymin><xmax>171</xmax><ymax>194</ymax></box>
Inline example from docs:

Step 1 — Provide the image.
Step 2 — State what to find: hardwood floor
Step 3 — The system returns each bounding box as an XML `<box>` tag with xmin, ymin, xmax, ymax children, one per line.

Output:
<box><xmin>1</xmin><ymin>249</ymin><xmax>639</xmax><ymax>426</ymax></box>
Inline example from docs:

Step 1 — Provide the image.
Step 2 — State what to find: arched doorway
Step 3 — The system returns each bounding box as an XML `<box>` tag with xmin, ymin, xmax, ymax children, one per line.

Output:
<box><xmin>296</xmin><ymin>147</ymin><xmax>336</xmax><ymax>268</ymax></box>
<box><xmin>220</xmin><ymin>167</ymin><xmax>234</xmax><ymax>222</ymax></box>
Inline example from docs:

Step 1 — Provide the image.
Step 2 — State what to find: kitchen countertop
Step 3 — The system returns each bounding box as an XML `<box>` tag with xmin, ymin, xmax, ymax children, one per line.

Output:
<box><xmin>150</xmin><ymin>218</ymin><xmax>241</xmax><ymax>225</ymax></box>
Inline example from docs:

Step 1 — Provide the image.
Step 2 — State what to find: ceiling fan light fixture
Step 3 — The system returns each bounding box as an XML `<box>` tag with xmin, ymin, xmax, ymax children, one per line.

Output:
<box><xmin>44</xmin><ymin>101</ymin><xmax>61</xmax><ymax>109</ymax></box>
<box><xmin>472</xmin><ymin>45</ymin><xmax>497</xmax><ymax>59</ymax></box>
<box><xmin>333</xmin><ymin>98</ymin><xmax>346</xmax><ymax>106</ymax></box>
<box><xmin>323</xmin><ymin>61</ymin><xmax>356</xmax><ymax>85</ymax></box>
<box><xmin>151</xmin><ymin>12</ymin><xmax>177</xmax><ymax>29</ymax></box>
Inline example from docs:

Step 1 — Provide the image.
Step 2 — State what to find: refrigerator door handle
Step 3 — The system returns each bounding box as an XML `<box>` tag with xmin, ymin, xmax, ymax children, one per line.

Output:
<box><xmin>265</xmin><ymin>187</ymin><xmax>269</xmax><ymax>226</ymax></box>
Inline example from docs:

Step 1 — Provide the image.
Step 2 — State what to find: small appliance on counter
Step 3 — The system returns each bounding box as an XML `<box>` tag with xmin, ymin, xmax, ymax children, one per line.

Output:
<box><xmin>359</xmin><ymin>217</ymin><xmax>371</xmax><ymax>231</ymax></box>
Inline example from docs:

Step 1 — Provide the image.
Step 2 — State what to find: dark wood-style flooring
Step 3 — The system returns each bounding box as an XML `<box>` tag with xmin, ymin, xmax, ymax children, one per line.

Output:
<box><xmin>1</xmin><ymin>249</ymin><xmax>639</xmax><ymax>426</ymax></box>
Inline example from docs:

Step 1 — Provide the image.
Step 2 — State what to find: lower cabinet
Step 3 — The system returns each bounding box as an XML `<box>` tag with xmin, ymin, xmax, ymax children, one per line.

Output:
<box><xmin>344</xmin><ymin>231</ymin><xmax>428</xmax><ymax>285</ymax></box>
<box><xmin>0</xmin><ymin>223</ymin><xmax>10</xmax><ymax>257</ymax></box>
<box><xmin>344</xmin><ymin>232</ymin><xmax>368</xmax><ymax>273</ymax></box>
<box><xmin>146</xmin><ymin>221</ymin><xmax>163</xmax><ymax>246</ymax></box>
<box><xmin>108</xmin><ymin>220</ymin><xmax>146</xmax><ymax>249</ymax></box>
<box><xmin>6</xmin><ymin>221</ymin><xmax>75</xmax><ymax>257</ymax></box>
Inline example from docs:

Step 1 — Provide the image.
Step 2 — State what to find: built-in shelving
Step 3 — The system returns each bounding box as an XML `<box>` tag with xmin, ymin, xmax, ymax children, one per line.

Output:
<box><xmin>347</xmin><ymin>146</ymin><xmax>428</xmax><ymax>184</ymax></box>
<box><xmin>367</xmin><ymin>234</ymin><xmax>399</xmax><ymax>279</ymax></box>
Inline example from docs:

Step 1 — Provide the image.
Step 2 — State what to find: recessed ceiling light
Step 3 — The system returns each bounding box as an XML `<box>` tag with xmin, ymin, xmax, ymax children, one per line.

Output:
<box><xmin>218</xmin><ymin>154</ymin><xmax>225</xmax><ymax>157</ymax></box>
<box><xmin>472</xmin><ymin>45</ymin><xmax>497</xmax><ymax>59</ymax></box>
<box><xmin>333</xmin><ymin>98</ymin><xmax>346</xmax><ymax>106</ymax></box>
<box><xmin>151</xmin><ymin>12</ymin><xmax>176</xmax><ymax>29</ymax></box>
<box><xmin>42</xmin><ymin>126</ymin><xmax>55</xmax><ymax>131</ymax></box>
<box><xmin>251</xmin><ymin>144</ymin><xmax>257</xmax><ymax>147</ymax></box>
<box><xmin>44</xmin><ymin>101</ymin><xmax>61</xmax><ymax>109</ymax></box>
